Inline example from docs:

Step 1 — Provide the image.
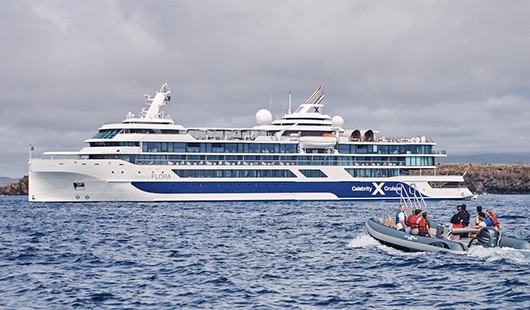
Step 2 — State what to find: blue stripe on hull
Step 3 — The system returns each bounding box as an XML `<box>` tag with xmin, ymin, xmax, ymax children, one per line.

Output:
<box><xmin>131</xmin><ymin>181</ymin><xmax>422</xmax><ymax>199</ymax></box>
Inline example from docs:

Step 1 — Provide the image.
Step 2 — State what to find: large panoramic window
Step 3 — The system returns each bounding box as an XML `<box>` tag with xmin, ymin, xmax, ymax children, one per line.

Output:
<box><xmin>405</xmin><ymin>156</ymin><xmax>434</xmax><ymax>166</ymax></box>
<box><xmin>142</xmin><ymin>142</ymin><xmax>297</xmax><ymax>154</ymax></box>
<box><xmin>172</xmin><ymin>169</ymin><xmax>296</xmax><ymax>178</ymax></box>
<box><xmin>299</xmin><ymin>169</ymin><xmax>327</xmax><ymax>178</ymax></box>
<box><xmin>93</xmin><ymin>129</ymin><xmax>120</xmax><ymax>139</ymax></box>
<box><xmin>345</xmin><ymin>168</ymin><xmax>399</xmax><ymax>178</ymax></box>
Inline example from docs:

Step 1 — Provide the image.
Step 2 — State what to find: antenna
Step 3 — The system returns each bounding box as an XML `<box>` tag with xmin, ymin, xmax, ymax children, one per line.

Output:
<box><xmin>269</xmin><ymin>89</ymin><xmax>273</xmax><ymax>112</ymax></box>
<box><xmin>288</xmin><ymin>91</ymin><xmax>292</xmax><ymax>114</ymax></box>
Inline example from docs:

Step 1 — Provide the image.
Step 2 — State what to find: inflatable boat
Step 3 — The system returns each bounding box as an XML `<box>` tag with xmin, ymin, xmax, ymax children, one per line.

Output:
<box><xmin>366</xmin><ymin>217</ymin><xmax>530</xmax><ymax>253</ymax></box>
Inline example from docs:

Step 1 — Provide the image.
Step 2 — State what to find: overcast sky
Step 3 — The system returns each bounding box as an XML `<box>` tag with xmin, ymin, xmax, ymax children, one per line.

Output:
<box><xmin>2</xmin><ymin>0</ymin><xmax>530</xmax><ymax>178</ymax></box>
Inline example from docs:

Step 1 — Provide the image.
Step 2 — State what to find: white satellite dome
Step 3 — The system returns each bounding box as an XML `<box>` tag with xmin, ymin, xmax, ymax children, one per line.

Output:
<box><xmin>331</xmin><ymin>115</ymin><xmax>344</xmax><ymax>128</ymax></box>
<box><xmin>255</xmin><ymin>109</ymin><xmax>272</xmax><ymax>125</ymax></box>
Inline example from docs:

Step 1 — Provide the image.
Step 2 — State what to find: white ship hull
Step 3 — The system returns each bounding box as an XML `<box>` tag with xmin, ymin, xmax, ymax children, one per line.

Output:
<box><xmin>29</xmin><ymin>158</ymin><xmax>473</xmax><ymax>202</ymax></box>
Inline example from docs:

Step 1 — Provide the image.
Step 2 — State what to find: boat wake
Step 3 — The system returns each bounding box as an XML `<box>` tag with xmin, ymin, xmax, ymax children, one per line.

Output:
<box><xmin>348</xmin><ymin>233</ymin><xmax>427</xmax><ymax>256</ymax></box>
<box><xmin>467</xmin><ymin>245</ymin><xmax>530</xmax><ymax>265</ymax></box>
<box><xmin>347</xmin><ymin>234</ymin><xmax>379</xmax><ymax>248</ymax></box>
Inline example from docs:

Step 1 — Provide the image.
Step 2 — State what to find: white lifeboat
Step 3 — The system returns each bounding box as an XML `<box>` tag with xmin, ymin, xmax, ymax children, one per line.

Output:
<box><xmin>299</xmin><ymin>134</ymin><xmax>337</xmax><ymax>149</ymax></box>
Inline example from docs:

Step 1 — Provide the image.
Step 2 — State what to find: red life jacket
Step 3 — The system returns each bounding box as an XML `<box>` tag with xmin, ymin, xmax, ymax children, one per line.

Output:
<box><xmin>418</xmin><ymin>218</ymin><xmax>428</xmax><ymax>233</ymax></box>
<box><xmin>489</xmin><ymin>215</ymin><xmax>500</xmax><ymax>229</ymax></box>
<box><xmin>406</xmin><ymin>214</ymin><xmax>414</xmax><ymax>226</ymax></box>
<box><xmin>409</xmin><ymin>215</ymin><xmax>420</xmax><ymax>229</ymax></box>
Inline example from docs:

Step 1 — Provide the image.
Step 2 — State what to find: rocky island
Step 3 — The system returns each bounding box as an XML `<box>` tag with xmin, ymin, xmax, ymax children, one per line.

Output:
<box><xmin>1</xmin><ymin>164</ymin><xmax>529</xmax><ymax>196</ymax></box>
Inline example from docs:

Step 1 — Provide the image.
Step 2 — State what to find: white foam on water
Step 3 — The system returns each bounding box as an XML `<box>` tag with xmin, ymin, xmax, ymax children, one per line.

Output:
<box><xmin>467</xmin><ymin>246</ymin><xmax>530</xmax><ymax>265</ymax></box>
<box><xmin>347</xmin><ymin>233</ymin><xmax>379</xmax><ymax>248</ymax></box>
<box><xmin>348</xmin><ymin>233</ymin><xmax>427</xmax><ymax>257</ymax></box>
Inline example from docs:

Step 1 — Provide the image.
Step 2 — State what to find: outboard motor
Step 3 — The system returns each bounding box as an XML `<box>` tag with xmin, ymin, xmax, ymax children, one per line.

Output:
<box><xmin>476</xmin><ymin>227</ymin><xmax>500</xmax><ymax>248</ymax></box>
<box><xmin>435</xmin><ymin>224</ymin><xmax>445</xmax><ymax>238</ymax></box>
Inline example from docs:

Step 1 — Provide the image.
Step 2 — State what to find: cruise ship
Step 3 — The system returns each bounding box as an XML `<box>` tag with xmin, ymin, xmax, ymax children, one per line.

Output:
<box><xmin>29</xmin><ymin>83</ymin><xmax>473</xmax><ymax>202</ymax></box>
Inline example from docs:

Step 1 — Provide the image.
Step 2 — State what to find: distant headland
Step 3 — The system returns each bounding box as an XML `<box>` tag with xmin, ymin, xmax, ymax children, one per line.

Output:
<box><xmin>1</xmin><ymin>163</ymin><xmax>529</xmax><ymax>196</ymax></box>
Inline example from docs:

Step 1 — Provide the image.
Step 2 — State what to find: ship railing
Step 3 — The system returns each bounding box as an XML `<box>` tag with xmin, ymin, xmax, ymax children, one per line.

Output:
<box><xmin>375</xmin><ymin>136</ymin><xmax>434</xmax><ymax>143</ymax></box>
<box><xmin>397</xmin><ymin>183</ymin><xmax>426</xmax><ymax>212</ymax></box>
<box><xmin>184</xmin><ymin>132</ymin><xmax>436</xmax><ymax>144</ymax></box>
<box><xmin>36</xmin><ymin>152</ymin><xmax>88</xmax><ymax>160</ymax></box>
<box><xmin>431</xmin><ymin>149</ymin><xmax>446</xmax><ymax>155</ymax></box>
<box><xmin>134</xmin><ymin>156</ymin><xmax>409</xmax><ymax>167</ymax></box>
<box><xmin>136</xmin><ymin>159</ymin><xmax>287</xmax><ymax>166</ymax></box>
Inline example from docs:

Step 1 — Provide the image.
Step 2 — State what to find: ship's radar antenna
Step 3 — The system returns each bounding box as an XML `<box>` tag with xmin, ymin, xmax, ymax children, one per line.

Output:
<box><xmin>143</xmin><ymin>83</ymin><xmax>171</xmax><ymax>119</ymax></box>
<box><xmin>288</xmin><ymin>91</ymin><xmax>292</xmax><ymax>115</ymax></box>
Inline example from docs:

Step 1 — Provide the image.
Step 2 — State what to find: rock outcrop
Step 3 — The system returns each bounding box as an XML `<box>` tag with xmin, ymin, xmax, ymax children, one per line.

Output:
<box><xmin>437</xmin><ymin>163</ymin><xmax>530</xmax><ymax>194</ymax></box>
<box><xmin>0</xmin><ymin>175</ymin><xmax>28</xmax><ymax>195</ymax></box>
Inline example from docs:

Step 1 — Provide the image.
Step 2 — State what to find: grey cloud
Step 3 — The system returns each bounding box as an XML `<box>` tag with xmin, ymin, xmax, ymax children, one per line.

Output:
<box><xmin>1</xmin><ymin>0</ymin><xmax>530</xmax><ymax>177</ymax></box>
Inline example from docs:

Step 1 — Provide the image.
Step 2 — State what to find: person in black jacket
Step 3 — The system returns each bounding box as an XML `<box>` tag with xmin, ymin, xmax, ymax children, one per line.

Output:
<box><xmin>457</xmin><ymin>204</ymin><xmax>470</xmax><ymax>238</ymax></box>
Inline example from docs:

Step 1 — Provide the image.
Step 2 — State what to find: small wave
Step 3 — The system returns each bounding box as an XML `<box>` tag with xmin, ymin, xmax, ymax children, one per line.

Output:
<box><xmin>498</xmin><ymin>278</ymin><xmax>529</xmax><ymax>287</ymax></box>
<box><xmin>90</xmin><ymin>292</ymin><xmax>115</xmax><ymax>303</ymax></box>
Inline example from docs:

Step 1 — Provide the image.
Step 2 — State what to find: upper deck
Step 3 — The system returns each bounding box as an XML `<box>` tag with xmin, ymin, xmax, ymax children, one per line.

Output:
<box><xmin>42</xmin><ymin>83</ymin><xmax>446</xmax><ymax>163</ymax></box>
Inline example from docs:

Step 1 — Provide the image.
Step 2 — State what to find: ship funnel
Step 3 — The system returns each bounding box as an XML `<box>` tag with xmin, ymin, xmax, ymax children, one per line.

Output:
<box><xmin>305</xmin><ymin>86</ymin><xmax>324</xmax><ymax>105</ymax></box>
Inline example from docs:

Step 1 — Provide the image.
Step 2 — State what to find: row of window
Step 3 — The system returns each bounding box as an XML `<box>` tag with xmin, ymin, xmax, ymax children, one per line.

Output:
<box><xmin>173</xmin><ymin>169</ymin><xmax>296</xmax><ymax>178</ymax></box>
<box><xmin>345</xmin><ymin>168</ymin><xmax>400</xmax><ymax>178</ymax></box>
<box><xmin>143</xmin><ymin>142</ymin><xmax>298</xmax><ymax>154</ymax></box>
<box><xmin>134</xmin><ymin>154</ymin><xmax>434</xmax><ymax>167</ymax></box>
<box><xmin>90</xmin><ymin>142</ymin><xmax>139</xmax><ymax>147</ymax></box>
<box><xmin>93</xmin><ymin>129</ymin><xmax>121</xmax><ymax>139</ymax></box>
<box><xmin>90</xmin><ymin>139</ymin><xmax>436</xmax><ymax>156</ymax></box>
<box><xmin>93</xmin><ymin>128</ymin><xmax>183</xmax><ymax>140</ymax></box>
<box><xmin>141</xmin><ymin>142</ymin><xmax>435</xmax><ymax>155</ymax></box>
<box><xmin>337</xmin><ymin>144</ymin><xmax>434</xmax><ymax>155</ymax></box>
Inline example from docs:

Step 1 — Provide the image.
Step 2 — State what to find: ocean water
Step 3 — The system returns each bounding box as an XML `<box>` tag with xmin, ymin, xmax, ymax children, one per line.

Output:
<box><xmin>1</xmin><ymin>195</ymin><xmax>529</xmax><ymax>309</ymax></box>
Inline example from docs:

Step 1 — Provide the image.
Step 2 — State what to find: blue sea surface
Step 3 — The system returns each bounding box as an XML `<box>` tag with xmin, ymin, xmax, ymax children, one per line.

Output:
<box><xmin>1</xmin><ymin>195</ymin><xmax>529</xmax><ymax>309</ymax></box>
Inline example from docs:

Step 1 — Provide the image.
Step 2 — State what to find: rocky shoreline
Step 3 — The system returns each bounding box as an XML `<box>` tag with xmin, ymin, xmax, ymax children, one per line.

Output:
<box><xmin>0</xmin><ymin>175</ymin><xmax>28</xmax><ymax>196</ymax></box>
<box><xmin>1</xmin><ymin>164</ymin><xmax>530</xmax><ymax>196</ymax></box>
<box><xmin>437</xmin><ymin>163</ymin><xmax>530</xmax><ymax>195</ymax></box>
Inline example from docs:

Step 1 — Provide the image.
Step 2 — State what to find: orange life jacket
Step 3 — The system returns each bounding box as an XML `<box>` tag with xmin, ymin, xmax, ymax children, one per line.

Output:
<box><xmin>406</xmin><ymin>214</ymin><xmax>414</xmax><ymax>226</ymax></box>
<box><xmin>418</xmin><ymin>218</ymin><xmax>428</xmax><ymax>233</ymax></box>
<box><xmin>409</xmin><ymin>215</ymin><xmax>420</xmax><ymax>229</ymax></box>
<box><xmin>489</xmin><ymin>215</ymin><xmax>500</xmax><ymax>229</ymax></box>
